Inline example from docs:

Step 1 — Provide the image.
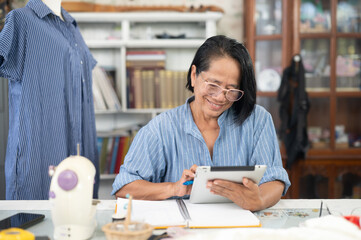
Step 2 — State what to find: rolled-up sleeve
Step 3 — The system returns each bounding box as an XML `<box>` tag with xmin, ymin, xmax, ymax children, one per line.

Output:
<box><xmin>250</xmin><ymin>109</ymin><xmax>291</xmax><ymax>196</ymax></box>
<box><xmin>111</xmin><ymin>124</ymin><xmax>166</xmax><ymax>195</ymax></box>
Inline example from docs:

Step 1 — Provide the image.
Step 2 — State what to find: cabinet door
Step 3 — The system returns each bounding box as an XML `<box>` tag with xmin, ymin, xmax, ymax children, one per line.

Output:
<box><xmin>336</xmin><ymin>38</ymin><xmax>361</xmax><ymax>91</ymax></box>
<box><xmin>337</xmin><ymin>0</ymin><xmax>361</xmax><ymax>33</ymax></box>
<box><xmin>301</xmin><ymin>38</ymin><xmax>330</xmax><ymax>91</ymax></box>
<box><xmin>335</xmin><ymin>0</ymin><xmax>361</xmax><ymax>150</ymax></box>
<box><xmin>250</xmin><ymin>0</ymin><xmax>285</xmax><ymax>133</ymax></box>
<box><xmin>307</xmin><ymin>97</ymin><xmax>330</xmax><ymax>149</ymax></box>
<box><xmin>300</xmin><ymin>0</ymin><xmax>331</xmax><ymax>33</ymax></box>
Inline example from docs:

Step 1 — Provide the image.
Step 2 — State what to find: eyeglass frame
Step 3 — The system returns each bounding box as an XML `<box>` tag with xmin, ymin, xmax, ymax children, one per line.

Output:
<box><xmin>198</xmin><ymin>72</ymin><xmax>244</xmax><ymax>102</ymax></box>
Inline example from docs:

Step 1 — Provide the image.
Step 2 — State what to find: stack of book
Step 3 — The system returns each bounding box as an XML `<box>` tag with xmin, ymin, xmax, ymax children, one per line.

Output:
<box><xmin>97</xmin><ymin>129</ymin><xmax>138</xmax><ymax>174</ymax></box>
<box><xmin>126</xmin><ymin>50</ymin><xmax>192</xmax><ymax>109</ymax></box>
<box><xmin>92</xmin><ymin>66</ymin><xmax>122</xmax><ymax>111</ymax></box>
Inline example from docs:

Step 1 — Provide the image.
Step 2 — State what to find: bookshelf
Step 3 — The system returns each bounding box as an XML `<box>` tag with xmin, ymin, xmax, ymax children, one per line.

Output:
<box><xmin>72</xmin><ymin>11</ymin><xmax>223</xmax><ymax>132</ymax></box>
<box><xmin>72</xmin><ymin>12</ymin><xmax>223</xmax><ymax>181</ymax></box>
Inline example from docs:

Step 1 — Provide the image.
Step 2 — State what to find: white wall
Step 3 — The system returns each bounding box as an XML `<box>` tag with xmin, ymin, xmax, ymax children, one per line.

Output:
<box><xmin>63</xmin><ymin>0</ymin><xmax>244</xmax><ymax>41</ymax></box>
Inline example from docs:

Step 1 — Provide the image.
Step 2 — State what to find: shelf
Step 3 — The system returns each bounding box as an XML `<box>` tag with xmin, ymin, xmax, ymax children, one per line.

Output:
<box><xmin>126</xmin><ymin>39</ymin><xmax>205</xmax><ymax>48</ymax></box>
<box><xmin>254</xmin><ymin>35</ymin><xmax>283</xmax><ymax>41</ymax></box>
<box><xmin>299</xmin><ymin>32</ymin><xmax>333</xmax><ymax>39</ymax></box>
<box><xmin>257</xmin><ymin>91</ymin><xmax>278</xmax><ymax>97</ymax></box>
<box><xmin>257</xmin><ymin>91</ymin><xmax>334</xmax><ymax>98</ymax></box>
<box><xmin>335</xmin><ymin>91</ymin><xmax>361</xmax><ymax>97</ymax></box>
<box><xmin>300</xmin><ymin>32</ymin><xmax>361</xmax><ymax>39</ymax></box>
<box><xmin>95</xmin><ymin>110</ymin><xmax>122</xmax><ymax>115</ymax></box>
<box><xmin>86</xmin><ymin>39</ymin><xmax>206</xmax><ymax>49</ymax></box>
<box><xmin>100</xmin><ymin>174</ymin><xmax>117</xmax><ymax>180</ymax></box>
<box><xmin>75</xmin><ymin>11</ymin><xmax>223</xmax><ymax>180</ymax></box>
<box><xmin>95</xmin><ymin>108</ymin><xmax>170</xmax><ymax>115</ymax></box>
<box><xmin>125</xmin><ymin>108</ymin><xmax>169</xmax><ymax>114</ymax></box>
<box><xmin>86</xmin><ymin>40</ymin><xmax>124</xmax><ymax>48</ymax></box>
<box><xmin>72</xmin><ymin>12</ymin><xmax>223</xmax><ymax>22</ymax></box>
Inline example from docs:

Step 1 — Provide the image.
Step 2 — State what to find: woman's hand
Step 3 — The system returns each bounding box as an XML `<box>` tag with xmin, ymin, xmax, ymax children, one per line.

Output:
<box><xmin>207</xmin><ymin>178</ymin><xmax>284</xmax><ymax>211</ymax></box>
<box><xmin>173</xmin><ymin>164</ymin><xmax>198</xmax><ymax>197</ymax></box>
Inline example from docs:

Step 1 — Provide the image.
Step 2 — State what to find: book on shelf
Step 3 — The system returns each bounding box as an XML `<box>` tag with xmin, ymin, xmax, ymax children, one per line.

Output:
<box><xmin>97</xmin><ymin>128</ymin><xmax>139</xmax><ymax>174</ymax></box>
<box><xmin>92</xmin><ymin>77</ymin><xmax>107</xmax><ymax>111</ymax></box>
<box><xmin>126</xmin><ymin>50</ymin><xmax>166</xmax><ymax>61</ymax></box>
<box><xmin>109</xmin><ymin>137</ymin><xmax>120</xmax><ymax>174</ymax></box>
<box><xmin>126</xmin><ymin>50</ymin><xmax>166</xmax><ymax>109</ymax></box>
<box><xmin>115</xmin><ymin>198</ymin><xmax>261</xmax><ymax>229</ymax></box>
<box><xmin>99</xmin><ymin>137</ymin><xmax>109</xmax><ymax>174</ymax></box>
<box><xmin>159</xmin><ymin>70</ymin><xmax>191</xmax><ymax>109</ymax></box>
<box><xmin>92</xmin><ymin>66</ymin><xmax>121</xmax><ymax>111</ymax></box>
<box><xmin>114</xmin><ymin>136</ymin><xmax>130</xmax><ymax>174</ymax></box>
<box><xmin>106</xmin><ymin>137</ymin><xmax>116</xmax><ymax>174</ymax></box>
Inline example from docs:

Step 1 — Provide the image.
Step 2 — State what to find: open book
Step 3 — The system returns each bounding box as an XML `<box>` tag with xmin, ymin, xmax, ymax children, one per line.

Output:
<box><xmin>115</xmin><ymin>198</ymin><xmax>261</xmax><ymax>229</ymax></box>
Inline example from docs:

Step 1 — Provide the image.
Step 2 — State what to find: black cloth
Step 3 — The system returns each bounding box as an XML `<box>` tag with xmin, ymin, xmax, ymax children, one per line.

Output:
<box><xmin>278</xmin><ymin>55</ymin><xmax>310</xmax><ymax>168</ymax></box>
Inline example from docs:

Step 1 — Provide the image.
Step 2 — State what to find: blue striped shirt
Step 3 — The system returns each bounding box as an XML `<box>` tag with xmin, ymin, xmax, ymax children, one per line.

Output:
<box><xmin>0</xmin><ymin>0</ymin><xmax>99</xmax><ymax>200</ymax></box>
<box><xmin>112</xmin><ymin>97</ymin><xmax>291</xmax><ymax>196</ymax></box>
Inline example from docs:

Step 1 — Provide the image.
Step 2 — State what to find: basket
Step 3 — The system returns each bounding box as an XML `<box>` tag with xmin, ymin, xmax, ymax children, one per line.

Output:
<box><xmin>102</xmin><ymin>221</ymin><xmax>153</xmax><ymax>240</ymax></box>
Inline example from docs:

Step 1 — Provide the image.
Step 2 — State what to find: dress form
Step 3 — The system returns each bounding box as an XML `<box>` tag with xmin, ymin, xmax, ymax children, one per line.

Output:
<box><xmin>42</xmin><ymin>0</ymin><xmax>63</xmax><ymax>20</ymax></box>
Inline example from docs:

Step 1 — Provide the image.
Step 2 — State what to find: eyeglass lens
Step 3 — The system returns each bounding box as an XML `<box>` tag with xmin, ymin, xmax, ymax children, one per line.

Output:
<box><xmin>206</xmin><ymin>83</ymin><xmax>243</xmax><ymax>101</ymax></box>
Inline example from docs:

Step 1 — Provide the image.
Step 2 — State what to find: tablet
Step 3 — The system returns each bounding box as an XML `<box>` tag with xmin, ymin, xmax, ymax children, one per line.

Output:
<box><xmin>189</xmin><ymin>165</ymin><xmax>267</xmax><ymax>204</ymax></box>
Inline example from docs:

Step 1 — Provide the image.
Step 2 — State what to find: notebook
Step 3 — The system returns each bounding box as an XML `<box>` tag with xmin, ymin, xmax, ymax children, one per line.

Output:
<box><xmin>115</xmin><ymin>198</ymin><xmax>261</xmax><ymax>229</ymax></box>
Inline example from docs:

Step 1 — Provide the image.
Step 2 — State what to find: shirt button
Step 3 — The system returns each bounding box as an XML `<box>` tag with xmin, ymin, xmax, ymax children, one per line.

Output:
<box><xmin>80</xmin><ymin>61</ymin><xmax>83</xmax><ymax>64</ymax></box>
<box><xmin>75</xmin><ymin>43</ymin><xmax>78</xmax><ymax>47</ymax></box>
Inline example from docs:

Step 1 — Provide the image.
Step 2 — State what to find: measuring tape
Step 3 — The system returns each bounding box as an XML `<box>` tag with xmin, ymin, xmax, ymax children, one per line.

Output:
<box><xmin>0</xmin><ymin>228</ymin><xmax>35</xmax><ymax>240</ymax></box>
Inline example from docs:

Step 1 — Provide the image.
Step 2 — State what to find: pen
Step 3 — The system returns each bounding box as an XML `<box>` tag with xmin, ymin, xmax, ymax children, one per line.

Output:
<box><xmin>183</xmin><ymin>180</ymin><xmax>193</xmax><ymax>186</ymax></box>
<box><xmin>319</xmin><ymin>200</ymin><xmax>323</xmax><ymax>217</ymax></box>
<box><xmin>326</xmin><ymin>203</ymin><xmax>332</xmax><ymax>215</ymax></box>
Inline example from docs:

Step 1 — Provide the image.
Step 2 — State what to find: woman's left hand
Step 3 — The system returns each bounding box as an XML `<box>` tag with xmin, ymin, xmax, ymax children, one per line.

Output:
<box><xmin>207</xmin><ymin>178</ymin><xmax>284</xmax><ymax>211</ymax></box>
<box><xmin>207</xmin><ymin>178</ymin><xmax>263</xmax><ymax>211</ymax></box>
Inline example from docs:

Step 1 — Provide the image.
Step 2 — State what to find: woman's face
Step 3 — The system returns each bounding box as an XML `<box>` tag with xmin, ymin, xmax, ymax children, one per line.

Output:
<box><xmin>191</xmin><ymin>56</ymin><xmax>241</xmax><ymax>120</ymax></box>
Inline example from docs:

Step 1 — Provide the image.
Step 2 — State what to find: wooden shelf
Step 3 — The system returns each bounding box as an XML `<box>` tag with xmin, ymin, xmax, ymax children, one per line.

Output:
<box><xmin>335</xmin><ymin>91</ymin><xmax>361</xmax><ymax>97</ymax></box>
<box><xmin>254</xmin><ymin>34</ymin><xmax>283</xmax><ymax>41</ymax></box>
<box><xmin>257</xmin><ymin>91</ymin><xmax>278</xmax><ymax>97</ymax></box>
<box><xmin>256</xmin><ymin>91</ymin><xmax>351</xmax><ymax>98</ymax></box>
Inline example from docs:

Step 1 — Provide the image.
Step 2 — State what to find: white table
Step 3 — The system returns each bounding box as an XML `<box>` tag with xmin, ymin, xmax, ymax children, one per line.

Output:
<box><xmin>1</xmin><ymin>199</ymin><xmax>360</xmax><ymax>239</ymax></box>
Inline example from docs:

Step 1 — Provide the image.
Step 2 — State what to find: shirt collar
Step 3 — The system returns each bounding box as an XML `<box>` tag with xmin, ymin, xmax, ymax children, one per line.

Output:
<box><xmin>184</xmin><ymin>96</ymin><xmax>230</xmax><ymax>136</ymax></box>
<box><xmin>27</xmin><ymin>0</ymin><xmax>76</xmax><ymax>26</ymax></box>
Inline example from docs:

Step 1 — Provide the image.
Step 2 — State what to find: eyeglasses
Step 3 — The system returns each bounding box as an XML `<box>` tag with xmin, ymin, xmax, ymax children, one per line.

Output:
<box><xmin>199</xmin><ymin>73</ymin><xmax>244</xmax><ymax>102</ymax></box>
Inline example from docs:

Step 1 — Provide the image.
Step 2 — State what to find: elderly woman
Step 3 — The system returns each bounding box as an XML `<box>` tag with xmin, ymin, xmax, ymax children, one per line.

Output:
<box><xmin>112</xmin><ymin>35</ymin><xmax>290</xmax><ymax>211</ymax></box>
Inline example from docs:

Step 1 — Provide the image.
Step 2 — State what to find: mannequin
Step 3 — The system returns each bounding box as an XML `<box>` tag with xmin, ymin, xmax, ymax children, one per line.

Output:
<box><xmin>0</xmin><ymin>0</ymin><xmax>99</xmax><ymax>200</ymax></box>
<box><xmin>42</xmin><ymin>0</ymin><xmax>63</xmax><ymax>20</ymax></box>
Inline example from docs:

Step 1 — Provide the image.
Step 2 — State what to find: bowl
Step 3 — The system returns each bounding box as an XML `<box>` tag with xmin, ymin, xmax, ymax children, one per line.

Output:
<box><xmin>102</xmin><ymin>221</ymin><xmax>153</xmax><ymax>240</ymax></box>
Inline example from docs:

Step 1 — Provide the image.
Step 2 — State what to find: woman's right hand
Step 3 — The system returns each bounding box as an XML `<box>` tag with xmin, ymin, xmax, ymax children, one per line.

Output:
<box><xmin>173</xmin><ymin>164</ymin><xmax>198</xmax><ymax>197</ymax></box>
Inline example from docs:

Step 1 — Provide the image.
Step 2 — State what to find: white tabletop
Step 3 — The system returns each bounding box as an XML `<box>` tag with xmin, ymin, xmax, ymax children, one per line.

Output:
<box><xmin>1</xmin><ymin>199</ymin><xmax>360</xmax><ymax>239</ymax></box>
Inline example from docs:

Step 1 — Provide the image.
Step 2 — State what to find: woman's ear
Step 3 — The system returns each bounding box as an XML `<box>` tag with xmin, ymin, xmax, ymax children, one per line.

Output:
<box><xmin>191</xmin><ymin>65</ymin><xmax>197</xmax><ymax>87</ymax></box>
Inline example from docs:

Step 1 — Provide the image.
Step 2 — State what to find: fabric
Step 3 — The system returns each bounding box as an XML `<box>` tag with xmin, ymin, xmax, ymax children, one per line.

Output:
<box><xmin>0</xmin><ymin>0</ymin><xmax>99</xmax><ymax>200</ymax></box>
<box><xmin>278</xmin><ymin>55</ymin><xmax>310</xmax><ymax>168</ymax></box>
<box><xmin>112</xmin><ymin>97</ymin><xmax>290</xmax><ymax>196</ymax></box>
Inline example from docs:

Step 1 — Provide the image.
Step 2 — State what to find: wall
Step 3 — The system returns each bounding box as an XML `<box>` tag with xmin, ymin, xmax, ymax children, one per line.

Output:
<box><xmin>62</xmin><ymin>0</ymin><xmax>245</xmax><ymax>41</ymax></box>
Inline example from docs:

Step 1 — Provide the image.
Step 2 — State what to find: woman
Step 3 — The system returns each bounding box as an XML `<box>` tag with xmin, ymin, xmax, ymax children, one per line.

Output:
<box><xmin>112</xmin><ymin>35</ymin><xmax>290</xmax><ymax>211</ymax></box>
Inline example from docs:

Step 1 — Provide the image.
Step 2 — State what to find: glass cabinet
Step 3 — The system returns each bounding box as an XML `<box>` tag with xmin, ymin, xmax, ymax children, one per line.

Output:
<box><xmin>245</xmin><ymin>0</ymin><xmax>361</xmax><ymax>198</ymax></box>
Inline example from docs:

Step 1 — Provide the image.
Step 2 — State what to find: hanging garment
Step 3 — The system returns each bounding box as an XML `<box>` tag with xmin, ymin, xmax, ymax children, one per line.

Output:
<box><xmin>0</xmin><ymin>0</ymin><xmax>99</xmax><ymax>199</ymax></box>
<box><xmin>278</xmin><ymin>55</ymin><xmax>310</xmax><ymax>168</ymax></box>
<box><xmin>0</xmin><ymin>0</ymin><xmax>11</xmax><ymax>31</ymax></box>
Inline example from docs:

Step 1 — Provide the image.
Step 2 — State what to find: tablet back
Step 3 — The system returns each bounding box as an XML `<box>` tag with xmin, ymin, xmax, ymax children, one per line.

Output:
<box><xmin>189</xmin><ymin>165</ymin><xmax>267</xmax><ymax>204</ymax></box>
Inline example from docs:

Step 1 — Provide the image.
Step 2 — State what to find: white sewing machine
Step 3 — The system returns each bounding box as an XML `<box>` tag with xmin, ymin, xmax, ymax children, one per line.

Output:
<box><xmin>49</xmin><ymin>146</ymin><xmax>97</xmax><ymax>240</ymax></box>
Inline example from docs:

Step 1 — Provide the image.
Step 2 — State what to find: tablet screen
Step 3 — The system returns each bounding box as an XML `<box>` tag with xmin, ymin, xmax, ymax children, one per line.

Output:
<box><xmin>189</xmin><ymin>165</ymin><xmax>267</xmax><ymax>204</ymax></box>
